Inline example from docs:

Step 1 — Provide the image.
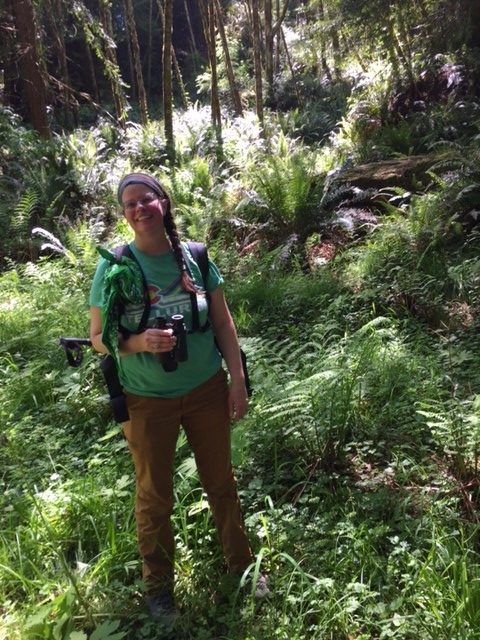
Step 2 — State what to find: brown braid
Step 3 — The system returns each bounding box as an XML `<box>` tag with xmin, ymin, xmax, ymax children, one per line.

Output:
<box><xmin>163</xmin><ymin>198</ymin><xmax>197</xmax><ymax>294</ymax></box>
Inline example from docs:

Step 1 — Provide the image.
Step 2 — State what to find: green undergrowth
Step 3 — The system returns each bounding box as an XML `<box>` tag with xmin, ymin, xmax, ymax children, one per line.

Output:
<box><xmin>2</xmin><ymin>205</ymin><xmax>480</xmax><ymax>640</ymax></box>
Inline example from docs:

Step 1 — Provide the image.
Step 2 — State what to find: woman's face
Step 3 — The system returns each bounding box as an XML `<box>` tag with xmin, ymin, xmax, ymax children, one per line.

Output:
<box><xmin>121</xmin><ymin>183</ymin><xmax>167</xmax><ymax>235</ymax></box>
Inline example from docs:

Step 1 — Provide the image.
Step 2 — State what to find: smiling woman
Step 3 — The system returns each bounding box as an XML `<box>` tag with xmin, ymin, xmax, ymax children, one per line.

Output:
<box><xmin>88</xmin><ymin>172</ymin><xmax>265</xmax><ymax>623</ymax></box>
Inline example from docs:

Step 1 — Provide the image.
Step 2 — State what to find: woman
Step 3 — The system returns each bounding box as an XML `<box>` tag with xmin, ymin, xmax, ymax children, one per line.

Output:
<box><xmin>90</xmin><ymin>173</ymin><xmax>263</xmax><ymax>622</ymax></box>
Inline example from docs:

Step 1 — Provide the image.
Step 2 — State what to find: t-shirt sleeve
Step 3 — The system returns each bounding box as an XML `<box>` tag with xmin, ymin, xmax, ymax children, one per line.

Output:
<box><xmin>206</xmin><ymin>258</ymin><xmax>223</xmax><ymax>292</ymax></box>
<box><xmin>89</xmin><ymin>259</ymin><xmax>109</xmax><ymax>307</ymax></box>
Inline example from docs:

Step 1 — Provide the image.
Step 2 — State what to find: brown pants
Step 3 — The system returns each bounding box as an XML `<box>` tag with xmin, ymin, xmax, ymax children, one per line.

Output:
<box><xmin>123</xmin><ymin>369</ymin><xmax>252</xmax><ymax>589</ymax></box>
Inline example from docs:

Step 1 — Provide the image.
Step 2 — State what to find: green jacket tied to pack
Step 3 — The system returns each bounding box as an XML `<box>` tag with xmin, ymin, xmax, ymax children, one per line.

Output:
<box><xmin>97</xmin><ymin>246</ymin><xmax>145</xmax><ymax>367</ymax></box>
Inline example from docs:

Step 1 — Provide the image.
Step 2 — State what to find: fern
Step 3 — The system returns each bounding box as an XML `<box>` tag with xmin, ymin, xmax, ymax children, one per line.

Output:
<box><xmin>12</xmin><ymin>187</ymin><xmax>42</xmax><ymax>232</ymax></box>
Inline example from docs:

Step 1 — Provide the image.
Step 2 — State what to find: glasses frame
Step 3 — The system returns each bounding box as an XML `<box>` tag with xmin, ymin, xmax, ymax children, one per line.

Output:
<box><xmin>122</xmin><ymin>193</ymin><xmax>165</xmax><ymax>213</ymax></box>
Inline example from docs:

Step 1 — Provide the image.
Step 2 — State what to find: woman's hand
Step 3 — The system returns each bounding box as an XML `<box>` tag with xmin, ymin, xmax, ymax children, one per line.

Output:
<box><xmin>228</xmin><ymin>378</ymin><xmax>249</xmax><ymax>421</ymax></box>
<box><xmin>137</xmin><ymin>328</ymin><xmax>176</xmax><ymax>354</ymax></box>
<box><xmin>90</xmin><ymin>306</ymin><xmax>176</xmax><ymax>356</ymax></box>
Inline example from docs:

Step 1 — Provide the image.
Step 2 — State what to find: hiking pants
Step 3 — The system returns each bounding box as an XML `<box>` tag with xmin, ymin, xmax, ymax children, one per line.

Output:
<box><xmin>123</xmin><ymin>369</ymin><xmax>252</xmax><ymax>590</ymax></box>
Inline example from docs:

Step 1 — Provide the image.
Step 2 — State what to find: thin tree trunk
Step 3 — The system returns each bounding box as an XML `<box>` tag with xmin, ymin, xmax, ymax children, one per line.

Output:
<box><xmin>274</xmin><ymin>0</ymin><xmax>281</xmax><ymax>74</ymax></box>
<box><xmin>214</xmin><ymin>0</ymin><xmax>243</xmax><ymax>116</ymax></box>
<box><xmin>172</xmin><ymin>46</ymin><xmax>190</xmax><ymax>109</ymax></box>
<box><xmin>163</xmin><ymin>0</ymin><xmax>175</xmax><ymax>163</ymax></box>
<box><xmin>317</xmin><ymin>0</ymin><xmax>331</xmax><ymax>81</ymax></box>
<box><xmin>123</xmin><ymin>0</ymin><xmax>148</xmax><ymax>123</ymax></box>
<box><xmin>183</xmin><ymin>0</ymin><xmax>198</xmax><ymax>75</ymax></box>
<box><xmin>147</xmin><ymin>0</ymin><xmax>153</xmax><ymax>96</ymax></box>
<box><xmin>281</xmin><ymin>26</ymin><xmax>301</xmax><ymax>104</ymax></box>
<box><xmin>157</xmin><ymin>0</ymin><xmax>189</xmax><ymax>110</ymax></box>
<box><xmin>208</xmin><ymin>0</ymin><xmax>222</xmax><ymax>134</ymax></box>
<box><xmin>264</xmin><ymin>0</ymin><xmax>273</xmax><ymax>102</ymax></box>
<box><xmin>328</xmin><ymin>11</ymin><xmax>341</xmax><ymax>80</ymax></box>
<box><xmin>467</xmin><ymin>0</ymin><xmax>480</xmax><ymax>47</ymax></box>
<box><xmin>98</xmin><ymin>0</ymin><xmax>127</xmax><ymax>124</ymax></box>
<box><xmin>387</xmin><ymin>13</ymin><xmax>414</xmax><ymax>86</ymax></box>
<box><xmin>0</xmin><ymin>0</ymin><xmax>21</xmax><ymax>111</ymax></box>
<box><xmin>84</xmin><ymin>37</ymin><xmax>100</xmax><ymax>104</ymax></box>
<box><xmin>199</xmin><ymin>0</ymin><xmax>222</xmax><ymax>132</ymax></box>
<box><xmin>13</xmin><ymin>0</ymin><xmax>51</xmax><ymax>138</ymax></box>
<box><xmin>45</xmin><ymin>0</ymin><xmax>78</xmax><ymax>128</ymax></box>
<box><xmin>340</xmin><ymin>29</ymin><xmax>367</xmax><ymax>73</ymax></box>
<box><xmin>124</xmin><ymin>4</ymin><xmax>137</xmax><ymax>100</ymax></box>
<box><xmin>251</xmin><ymin>0</ymin><xmax>264</xmax><ymax>126</ymax></box>
<box><xmin>394</xmin><ymin>0</ymin><xmax>414</xmax><ymax>82</ymax></box>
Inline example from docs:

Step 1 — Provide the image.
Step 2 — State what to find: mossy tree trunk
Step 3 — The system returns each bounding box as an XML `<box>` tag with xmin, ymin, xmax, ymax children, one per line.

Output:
<box><xmin>98</xmin><ymin>0</ymin><xmax>127</xmax><ymax>124</ymax></box>
<box><xmin>199</xmin><ymin>0</ymin><xmax>222</xmax><ymax>135</ymax></box>
<box><xmin>162</xmin><ymin>0</ymin><xmax>175</xmax><ymax>163</ymax></box>
<box><xmin>0</xmin><ymin>0</ymin><xmax>20</xmax><ymax>111</ymax></box>
<box><xmin>250</xmin><ymin>0</ymin><xmax>264</xmax><ymax>126</ymax></box>
<box><xmin>123</xmin><ymin>0</ymin><xmax>148</xmax><ymax>123</ymax></box>
<box><xmin>13</xmin><ymin>0</ymin><xmax>51</xmax><ymax>138</ymax></box>
<box><xmin>44</xmin><ymin>0</ymin><xmax>78</xmax><ymax>128</ymax></box>
<box><xmin>214</xmin><ymin>0</ymin><xmax>243</xmax><ymax>116</ymax></box>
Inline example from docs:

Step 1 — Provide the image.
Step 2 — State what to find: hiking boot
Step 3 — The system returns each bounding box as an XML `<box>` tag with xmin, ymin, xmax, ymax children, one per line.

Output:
<box><xmin>145</xmin><ymin>589</ymin><xmax>179</xmax><ymax>625</ymax></box>
<box><xmin>254</xmin><ymin>573</ymin><xmax>270</xmax><ymax>600</ymax></box>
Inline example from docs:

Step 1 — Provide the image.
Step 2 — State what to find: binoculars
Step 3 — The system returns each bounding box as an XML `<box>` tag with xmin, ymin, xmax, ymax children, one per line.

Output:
<box><xmin>153</xmin><ymin>314</ymin><xmax>188</xmax><ymax>372</ymax></box>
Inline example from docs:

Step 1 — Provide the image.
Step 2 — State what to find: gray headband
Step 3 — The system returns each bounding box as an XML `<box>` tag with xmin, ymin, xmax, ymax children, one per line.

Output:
<box><xmin>117</xmin><ymin>173</ymin><xmax>165</xmax><ymax>204</ymax></box>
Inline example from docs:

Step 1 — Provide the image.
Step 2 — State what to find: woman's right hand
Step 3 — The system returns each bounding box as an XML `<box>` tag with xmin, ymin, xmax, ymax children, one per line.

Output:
<box><xmin>121</xmin><ymin>328</ymin><xmax>176</xmax><ymax>355</ymax></box>
<box><xmin>140</xmin><ymin>328</ymin><xmax>176</xmax><ymax>354</ymax></box>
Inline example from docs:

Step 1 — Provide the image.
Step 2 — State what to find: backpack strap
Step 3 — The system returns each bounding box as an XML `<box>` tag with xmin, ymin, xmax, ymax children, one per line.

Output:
<box><xmin>186</xmin><ymin>242</ymin><xmax>252</xmax><ymax>397</ymax></box>
<box><xmin>187</xmin><ymin>241</ymin><xmax>209</xmax><ymax>288</ymax></box>
<box><xmin>184</xmin><ymin>241</ymin><xmax>210</xmax><ymax>332</ymax></box>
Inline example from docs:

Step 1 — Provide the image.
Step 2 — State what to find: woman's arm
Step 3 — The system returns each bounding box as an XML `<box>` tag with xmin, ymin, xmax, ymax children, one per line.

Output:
<box><xmin>89</xmin><ymin>306</ymin><xmax>175</xmax><ymax>356</ymax></box>
<box><xmin>208</xmin><ymin>287</ymin><xmax>248</xmax><ymax>421</ymax></box>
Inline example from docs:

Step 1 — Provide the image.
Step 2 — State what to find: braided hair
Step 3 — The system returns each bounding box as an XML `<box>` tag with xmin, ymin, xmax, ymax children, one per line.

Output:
<box><xmin>118</xmin><ymin>172</ymin><xmax>197</xmax><ymax>294</ymax></box>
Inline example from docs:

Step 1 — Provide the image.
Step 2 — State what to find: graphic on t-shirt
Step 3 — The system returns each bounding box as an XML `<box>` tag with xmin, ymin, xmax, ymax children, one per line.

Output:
<box><xmin>123</xmin><ymin>275</ymin><xmax>200</xmax><ymax>327</ymax></box>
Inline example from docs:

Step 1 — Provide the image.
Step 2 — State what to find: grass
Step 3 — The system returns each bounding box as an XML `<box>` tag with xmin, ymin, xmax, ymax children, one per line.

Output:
<box><xmin>2</xmin><ymin>219</ymin><xmax>480</xmax><ymax>639</ymax></box>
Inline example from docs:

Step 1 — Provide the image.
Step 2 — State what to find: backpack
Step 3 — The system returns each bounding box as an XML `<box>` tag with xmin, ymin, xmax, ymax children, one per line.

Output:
<box><xmin>101</xmin><ymin>241</ymin><xmax>251</xmax><ymax>422</ymax></box>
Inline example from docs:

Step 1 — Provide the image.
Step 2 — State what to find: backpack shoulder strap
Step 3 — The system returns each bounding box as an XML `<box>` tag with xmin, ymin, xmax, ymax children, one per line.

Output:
<box><xmin>185</xmin><ymin>241</ymin><xmax>252</xmax><ymax>397</ymax></box>
<box><xmin>186</xmin><ymin>241</ymin><xmax>209</xmax><ymax>289</ymax></box>
<box><xmin>184</xmin><ymin>241</ymin><xmax>210</xmax><ymax>332</ymax></box>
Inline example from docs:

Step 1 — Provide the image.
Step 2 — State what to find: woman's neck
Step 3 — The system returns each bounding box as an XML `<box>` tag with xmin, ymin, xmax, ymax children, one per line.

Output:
<box><xmin>134</xmin><ymin>232</ymin><xmax>172</xmax><ymax>256</ymax></box>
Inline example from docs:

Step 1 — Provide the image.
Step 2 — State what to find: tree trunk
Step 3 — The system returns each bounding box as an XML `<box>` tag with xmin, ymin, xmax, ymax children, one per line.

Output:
<box><xmin>46</xmin><ymin>0</ymin><xmax>78</xmax><ymax>128</ymax></box>
<box><xmin>147</xmin><ymin>0</ymin><xmax>153</xmax><ymax>96</ymax></box>
<box><xmin>281</xmin><ymin>26</ymin><xmax>301</xmax><ymax>104</ymax></box>
<box><xmin>328</xmin><ymin>9</ymin><xmax>341</xmax><ymax>80</ymax></box>
<box><xmin>98</xmin><ymin>0</ymin><xmax>127</xmax><ymax>124</ymax></box>
<box><xmin>157</xmin><ymin>0</ymin><xmax>189</xmax><ymax>111</ymax></box>
<box><xmin>251</xmin><ymin>0</ymin><xmax>264</xmax><ymax>126</ymax></box>
<box><xmin>199</xmin><ymin>0</ymin><xmax>222</xmax><ymax>132</ymax></box>
<box><xmin>317</xmin><ymin>0</ymin><xmax>331</xmax><ymax>81</ymax></box>
<box><xmin>0</xmin><ymin>0</ymin><xmax>21</xmax><ymax>111</ymax></box>
<box><xmin>386</xmin><ymin>12</ymin><xmax>414</xmax><ymax>87</ymax></box>
<box><xmin>465</xmin><ymin>0</ymin><xmax>480</xmax><ymax>47</ymax></box>
<box><xmin>123</xmin><ymin>0</ymin><xmax>148</xmax><ymax>123</ymax></box>
<box><xmin>214</xmin><ymin>0</ymin><xmax>243</xmax><ymax>116</ymax></box>
<box><xmin>264</xmin><ymin>0</ymin><xmax>273</xmax><ymax>102</ymax></box>
<box><xmin>84</xmin><ymin>37</ymin><xmax>100</xmax><ymax>104</ymax></box>
<box><xmin>124</xmin><ymin>3</ymin><xmax>137</xmax><ymax>100</ymax></box>
<box><xmin>163</xmin><ymin>0</ymin><xmax>175</xmax><ymax>163</ymax></box>
<box><xmin>13</xmin><ymin>0</ymin><xmax>51</xmax><ymax>138</ymax></box>
<box><xmin>208</xmin><ymin>0</ymin><xmax>222</xmax><ymax>136</ymax></box>
<box><xmin>183</xmin><ymin>0</ymin><xmax>198</xmax><ymax>73</ymax></box>
<box><xmin>274</xmin><ymin>0</ymin><xmax>281</xmax><ymax>74</ymax></box>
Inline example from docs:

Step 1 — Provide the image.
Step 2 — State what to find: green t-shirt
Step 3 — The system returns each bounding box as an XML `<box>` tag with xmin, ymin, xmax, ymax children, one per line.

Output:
<box><xmin>89</xmin><ymin>242</ymin><xmax>223</xmax><ymax>398</ymax></box>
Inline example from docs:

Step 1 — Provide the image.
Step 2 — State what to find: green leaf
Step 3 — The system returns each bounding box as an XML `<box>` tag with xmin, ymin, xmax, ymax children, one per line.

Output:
<box><xmin>90</xmin><ymin>620</ymin><xmax>126</xmax><ymax>640</ymax></box>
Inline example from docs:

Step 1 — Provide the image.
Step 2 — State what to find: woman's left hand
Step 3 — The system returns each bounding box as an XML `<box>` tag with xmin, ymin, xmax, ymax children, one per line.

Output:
<box><xmin>229</xmin><ymin>379</ymin><xmax>249</xmax><ymax>421</ymax></box>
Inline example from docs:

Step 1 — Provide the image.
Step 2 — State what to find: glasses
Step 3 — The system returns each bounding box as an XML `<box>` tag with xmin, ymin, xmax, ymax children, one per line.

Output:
<box><xmin>122</xmin><ymin>193</ymin><xmax>161</xmax><ymax>212</ymax></box>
